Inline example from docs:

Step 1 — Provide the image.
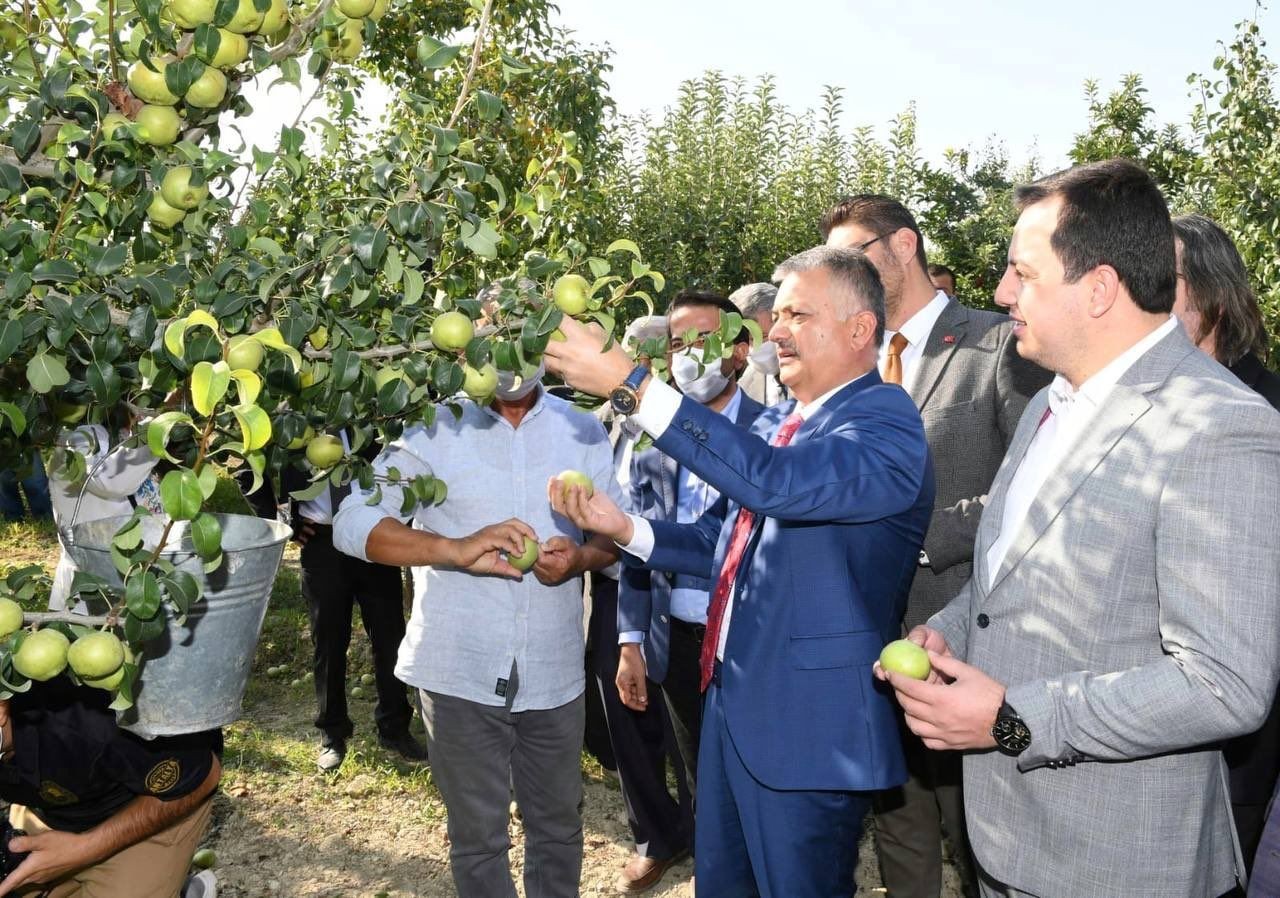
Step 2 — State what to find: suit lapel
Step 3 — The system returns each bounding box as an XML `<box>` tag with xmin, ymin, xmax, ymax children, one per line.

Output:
<box><xmin>987</xmin><ymin>388</ymin><xmax>1150</xmax><ymax>594</ymax></box>
<box><xmin>986</xmin><ymin>327</ymin><xmax>1193</xmax><ymax>594</ymax></box>
<box><xmin>975</xmin><ymin>390</ymin><xmax>1048</xmax><ymax>592</ymax></box>
<box><xmin>909</xmin><ymin>300</ymin><xmax>968</xmax><ymax>411</ymax></box>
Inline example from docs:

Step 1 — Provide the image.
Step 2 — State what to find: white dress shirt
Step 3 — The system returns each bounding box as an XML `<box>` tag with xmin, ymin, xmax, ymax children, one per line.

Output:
<box><xmin>878</xmin><ymin>290</ymin><xmax>950</xmax><ymax>392</ymax></box>
<box><xmin>619</xmin><ymin>372</ymin><xmax>867</xmax><ymax>659</ymax></box>
<box><xmin>985</xmin><ymin>317</ymin><xmax>1178</xmax><ymax>588</ymax></box>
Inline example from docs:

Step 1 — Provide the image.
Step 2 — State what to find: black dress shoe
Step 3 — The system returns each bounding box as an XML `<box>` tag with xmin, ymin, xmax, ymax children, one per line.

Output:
<box><xmin>317</xmin><ymin>740</ymin><xmax>346</xmax><ymax>772</ymax></box>
<box><xmin>378</xmin><ymin>732</ymin><xmax>429</xmax><ymax>762</ymax></box>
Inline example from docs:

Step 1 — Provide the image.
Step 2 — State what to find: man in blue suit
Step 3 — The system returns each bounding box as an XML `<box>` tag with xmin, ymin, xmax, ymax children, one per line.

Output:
<box><xmin>546</xmin><ymin>245</ymin><xmax>934</xmax><ymax>897</ymax></box>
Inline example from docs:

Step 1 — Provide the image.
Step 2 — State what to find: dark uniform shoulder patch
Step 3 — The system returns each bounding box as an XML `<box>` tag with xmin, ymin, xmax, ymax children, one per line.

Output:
<box><xmin>39</xmin><ymin>780</ymin><xmax>78</xmax><ymax>805</ymax></box>
<box><xmin>144</xmin><ymin>759</ymin><xmax>181</xmax><ymax>794</ymax></box>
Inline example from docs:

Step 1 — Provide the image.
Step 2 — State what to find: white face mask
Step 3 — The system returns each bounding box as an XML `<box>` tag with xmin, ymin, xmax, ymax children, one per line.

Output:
<box><xmin>670</xmin><ymin>348</ymin><xmax>730</xmax><ymax>403</ymax></box>
<box><xmin>495</xmin><ymin>360</ymin><xmax>545</xmax><ymax>401</ymax></box>
<box><xmin>748</xmin><ymin>340</ymin><xmax>781</xmax><ymax>376</ymax></box>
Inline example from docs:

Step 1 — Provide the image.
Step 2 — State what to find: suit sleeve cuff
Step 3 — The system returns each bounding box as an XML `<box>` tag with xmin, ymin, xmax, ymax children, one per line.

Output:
<box><xmin>632</xmin><ymin>376</ymin><xmax>682</xmax><ymax>439</ymax></box>
<box><xmin>618</xmin><ymin>514</ymin><xmax>654</xmax><ymax>561</ymax></box>
<box><xmin>1005</xmin><ymin>679</ymin><xmax>1068</xmax><ymax>771</ymax></box>
<box><xmin>618</xmin><ymin>631</ymin><xmax>645</xmax><ymax>645</ymax></box>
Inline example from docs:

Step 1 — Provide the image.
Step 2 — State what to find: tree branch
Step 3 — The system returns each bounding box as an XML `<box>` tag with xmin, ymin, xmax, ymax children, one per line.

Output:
<box><xmin>264</xmin><ymin>0</ymin><xmax>335</xmax><ymax>67</ymax></box>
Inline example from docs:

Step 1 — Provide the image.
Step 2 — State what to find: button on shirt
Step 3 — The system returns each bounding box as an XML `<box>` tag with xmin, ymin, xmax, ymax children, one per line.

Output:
<box><xmin>985</xmin><ymin>316</ymin><xmax>1178</xmax><ymax>588</ymax></box>
<box><xmin>620</xmin><ymin>373</ymin><xmax>866</xmax><ymax>660</ymax></box>
<box><xmin>878</xmin><ymin>290</ymin><xmax>950</xmax><ymax>393</ymax></box>
<box><xmin>333</xmin><ymin>390</ymin><xmax>624</xmax><ymax>711</ymax></box>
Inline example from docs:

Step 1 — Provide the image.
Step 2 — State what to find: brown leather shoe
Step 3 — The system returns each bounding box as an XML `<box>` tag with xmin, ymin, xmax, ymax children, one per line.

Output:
<box><xmin>614</xmin><ymin>850</ymin><xmax>689</xmax><ymax>893</ymax></box>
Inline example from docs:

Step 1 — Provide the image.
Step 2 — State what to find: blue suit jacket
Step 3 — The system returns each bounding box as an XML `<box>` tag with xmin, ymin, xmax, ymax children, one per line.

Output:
<box><xmin>624</xmin><ymin>372</ymin><xmax>934</xmax><ymax>791</ymax></box>
<box><xmin>618</xmin><ymin>391</ymin><xmax>765</xmax><ymax>682</ymax></box>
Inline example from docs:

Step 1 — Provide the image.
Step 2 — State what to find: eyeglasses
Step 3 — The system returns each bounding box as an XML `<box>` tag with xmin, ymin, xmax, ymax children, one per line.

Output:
<box><xmin>853</xmin><ymin>234</ymin><xmax>886</xmax><ymax>253</ymax></box>
<box><xmin>668</xmin><ymin>330</ymin><xmax>714</xmax><ymax>353</ymax></box>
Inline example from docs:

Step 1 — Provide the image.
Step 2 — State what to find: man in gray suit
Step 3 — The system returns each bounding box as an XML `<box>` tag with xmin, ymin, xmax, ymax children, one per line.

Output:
<box><xmin>881</xmin><ymin>159</ymin><xmax>1280</xmax><ymax>897</ymax></box>
<box><xmin>824</xmin><ymin>194</ymin><xmax>1049</xmax><ymax>898</ymax></box>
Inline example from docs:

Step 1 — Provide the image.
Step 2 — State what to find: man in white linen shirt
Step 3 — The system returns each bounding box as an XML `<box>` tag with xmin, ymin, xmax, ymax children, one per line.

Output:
<box><xmin>334</xmin><ymin>372</ymin><xmax>623</xmax><ymax>898</ymax></box>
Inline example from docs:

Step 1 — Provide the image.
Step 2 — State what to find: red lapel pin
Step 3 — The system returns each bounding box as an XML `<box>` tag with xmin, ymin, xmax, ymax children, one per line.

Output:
<box><xmin>942</xmin><ymin>334</ymin><xmax>956</xmax><ymax>344</ymax></box>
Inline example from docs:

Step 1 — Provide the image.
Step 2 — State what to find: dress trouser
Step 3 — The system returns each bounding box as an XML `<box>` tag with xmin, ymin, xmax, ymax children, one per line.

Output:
<box><xmin>587</xmin><ymin>576</ymin><xmax>692</xmax><ymax>860</ymax></box>
<box><xmin>873</xmin><ymin>719</ymin><xmax>977</xmax><ymax>898</ymax></box>
<box><xmin>663</xmin><ymin>616</ymin><xmax>706</xmax><ymax>803</ymax></box>
<box><xmin>10</xmin><ymin>797</ymin><xmax>212</xmax><ymax>898</ymax></box>
<box><xmin>696</xmin><ymin>674</ymin><xmax>869</xmax><ymax>898</ymax></box>
<box><xmin>299</xmin><ymin>526</ymin><xmax>411</xmax><ymax>744</ymax></box>
<box><xmin>420</xmin><ymin>667</ymin><xmax>585</xmax><ymax>898</ymax></box>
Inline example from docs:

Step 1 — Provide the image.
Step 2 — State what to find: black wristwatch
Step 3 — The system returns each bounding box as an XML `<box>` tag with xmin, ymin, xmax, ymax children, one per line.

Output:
<box><xmin>609</xmin><ymin>364</ymin><xmax>650</xmax><ymax>416</ymax></box>
<box><xmin>991</xmin><ymin>700</ymin><xmax>1032</xmax><ymax>756</ymax></box>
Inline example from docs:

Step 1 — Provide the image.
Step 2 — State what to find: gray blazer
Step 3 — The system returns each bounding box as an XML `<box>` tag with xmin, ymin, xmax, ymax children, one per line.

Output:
<box><xmin>905</xmin><ymin>299</ymin><xmax>1050</xmax><ymax>630</ymax></box>
<box><xmin>931</xmin><ymin>326</ymin><xmax>1280</xmax><ymax>897</ymax></box>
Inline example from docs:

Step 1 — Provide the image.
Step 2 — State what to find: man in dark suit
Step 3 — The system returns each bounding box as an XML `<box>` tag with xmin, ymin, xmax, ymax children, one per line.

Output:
<box><xmin>823</xmin><ymin>195</ymin><xmax>1050</xmax><ymax>898</ymax></box>
<box><xmin>610</xmin><ymin>291</ymin><xmax>765</xmax><ymax>891</ymax></box>
<box><xmin>545</xmin><ymin>245</ymin><xmax>934</xmax><ymax>897</ymax></box>
<box><xmin>252</xmin><ymin>433</ymin><xmax>427</xmax><ymax>771</ymax></box>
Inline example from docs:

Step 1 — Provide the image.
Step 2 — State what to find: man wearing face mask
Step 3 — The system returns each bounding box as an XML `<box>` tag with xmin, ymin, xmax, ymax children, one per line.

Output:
<box><xmin>332</xmin><ymin>341</ymin><xmax>625</xmax><ymax>898</ymax></box>
<box><xmin>611</xmin><ymin>291</ymin><xmax>765</xmax><ymax>892</ymax></box>
<box><xmin>730</xmin><ymin>283</ymin><xmax>788</xmax><ymax>406</ymax></box>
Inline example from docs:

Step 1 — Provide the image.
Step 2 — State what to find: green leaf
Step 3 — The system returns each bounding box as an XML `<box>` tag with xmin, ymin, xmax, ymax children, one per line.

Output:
<box><xmin>0</xmin><ymin>403</ymin><xmax>25</xmax><ymax>436</ymax></box>
<box><xmin>416</xmin><ymin>35</ymin><xmax>461</xmax><ymax>69</ymax></box>
<box><xmin>607</xmin><ymin>239</ymin><xmax>642</xmax><ymax>260</ymax></box>
<box><xmin>288</xmin><ymin>478</ymin><xmax>329</xmax><ymax>502</ymax></box>
<box><xmin>351</xmin><ymin>224</ymin><xmax>388</xmax><ymax>270</ymax></box>
<box><xmin>474</xmin><ymin>90</ymin><xmax>502</xmax><ymax>120</ymax></box>
<box><xmin>0</xmin><ymin>320</ymin><xmax>21</xmax><ymax>364</ymax></box>
<box><xmin>197</xmin><ymin>465</ymin><xmax>218</xmax><ymax>501</ymax></box>
<box><xmin>26</xmin><ymin>353</ymin><xmax>71</xmax><ymax>394</ymax></box>
<box><xmin>402</xmin><ymin>267</ymin><xmax>424</xmax><ymax>305</ymax></box>
<box><xmin>189</xmin><ymin>360</ymin><xmax>231</xmax><ymax>416</ymax></box>
<box><xmin>164</xmin><ymin>570</ymin><xmax>200</xmax><ymax>618</ymax></box>
<box><xmin>230</xmin><ymin>403</ymin><xmax>272</xmax><ymax>451</ymax></box>
<box><xmin>229</xmin><ymin>369</ymin><xmax>262</xmax><ymax>405</ymax></box>
<box><xmin>88</xmin><ymin>244</ymin><xmax>128</xmax><ymax>277</ymax></box>
<box><xmin>31</xmin><ymin>260</ymin><xmax>79</xmax><ymax>284</ymax></box>
<box><xmin>251</xmin><ymin>327</ymin><xmax>302</xmax><ymax>372</ymax></box>
<box><xmin>189</xmin><ymin>512</ymin><xmax>222</xmax><ymax>560</ymax></box>
<box><xmin>460</xmin><ymin>219</ymin><xmax>500</xmax><ymax>260</ymax></box>
<box><xmin>10</xmin><ymin>119</ymin><xmax>41</xmax><ymax>161</ymax></box>
<box><xmin>125</xmin><ymin>570</ymin><xmax>163</xmax><ymax>619</ymax></box>
<box><xmin>382</xmin><ymin>247</ymin><xmax>403</xmax><ymax>285</ymax></box>
<box><xmin>146</xmin><ymin>412</ymin><xmax>193</xmax><ymax>463</ymax></box>
<box><xmin>160</xmin><ymin>469</ymin><xmax>203</xmax><ymax>521</ymax></box>
<box><xmin>112</xmin><ymin>516</ymin><xmax>143</xmax><ymax>552</ymax></box>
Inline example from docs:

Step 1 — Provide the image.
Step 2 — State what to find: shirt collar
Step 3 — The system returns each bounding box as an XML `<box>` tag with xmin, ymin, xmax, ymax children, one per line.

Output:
<box><xmin>479</xmin><ymin>386</ymin><xmax>548</xmax><ymax>427</ymax></box>
<box><xmin>890</xmin><ymin>290</ymin><xmax>951</xmax><ymax>349</ymax></box>
<box><xmin>795</xmin><ymin>371</ymin><xmax>870</xmax><ymax>420</ymax></box>
<box><xmin>1047</xmin><ymin>316</ymin><xmax>1178</xmax><ymax>416</ymax></box>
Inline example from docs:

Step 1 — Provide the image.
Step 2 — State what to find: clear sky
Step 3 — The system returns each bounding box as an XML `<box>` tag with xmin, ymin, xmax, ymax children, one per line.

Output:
<box><xmin>550</xmin><ymin>0</ymin><xmax>1276</xmax><ymax>168</ymax></box>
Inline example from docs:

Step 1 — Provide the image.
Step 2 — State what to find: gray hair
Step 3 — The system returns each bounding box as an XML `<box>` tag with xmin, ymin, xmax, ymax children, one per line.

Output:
<box><xmin>728</xmin><ymin>282</ymin><xmax>777</xmax><ymax>320</ymax></box>
<box><xmin>622</xmin><ymin>315</ymin><xmax>669</xmax><ymax>352</ymax></box>
<box><xmin>772</xmin><ymin>246</ymin><xmax>886</xmax><ymax>346</ymax></box>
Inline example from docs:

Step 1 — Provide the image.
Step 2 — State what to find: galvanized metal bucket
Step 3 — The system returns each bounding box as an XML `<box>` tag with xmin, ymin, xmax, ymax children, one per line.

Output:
<box><xmin>65</xmin><ymin>513</ymin><xmax>291</xmax><ymax>738</ymax></box>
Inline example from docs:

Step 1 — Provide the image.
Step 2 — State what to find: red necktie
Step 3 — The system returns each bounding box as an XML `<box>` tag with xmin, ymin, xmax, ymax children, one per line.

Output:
<box><xmin>699</xmin><ymin>412</ymin><xmax>805</xmax><ymax>690</ymax></box>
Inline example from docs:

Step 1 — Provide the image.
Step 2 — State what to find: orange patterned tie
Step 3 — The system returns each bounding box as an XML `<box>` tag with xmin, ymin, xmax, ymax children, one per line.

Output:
<box><xmin>883</xmin><ymin>332</ymin><xmax>909</xmax><ymax>385</ymax></box>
